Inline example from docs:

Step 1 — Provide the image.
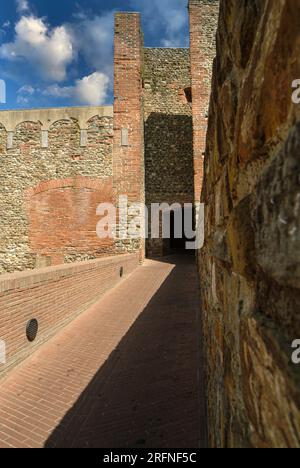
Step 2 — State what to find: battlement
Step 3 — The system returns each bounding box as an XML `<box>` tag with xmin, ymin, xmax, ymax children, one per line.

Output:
<box><xmin>0</xmin><ymin>105</ymin><xmax>113</xmax><ymax>132</ymax></box>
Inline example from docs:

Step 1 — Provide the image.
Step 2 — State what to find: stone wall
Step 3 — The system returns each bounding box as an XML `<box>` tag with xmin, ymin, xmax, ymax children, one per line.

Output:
<box><xmin>199</xmin><ymin>0</ymin><xmax>300</xmax><ymax>448</ymax></box>
<box><xmin>0</xmin><ymin>107</ymin><xmax>114</xmax><ymax>274</ymax></box>
<box><xmin>143</xmin><ymin>48</ymin><xmax>193</xmax><ymax>257</ymax></box>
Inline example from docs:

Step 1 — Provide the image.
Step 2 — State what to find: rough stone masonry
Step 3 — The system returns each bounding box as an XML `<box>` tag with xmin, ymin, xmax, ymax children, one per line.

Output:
<box><xmin>200</xmin><ymin>0</ymin><xmax>300</xmax><ymax>448</ymax></box>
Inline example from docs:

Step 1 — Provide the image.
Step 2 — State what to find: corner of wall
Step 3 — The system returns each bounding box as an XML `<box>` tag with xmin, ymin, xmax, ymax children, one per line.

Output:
<box><xmin>113</xmin><ymin>12</ymin><xmax>145</xmax><ymax>261</ymax></box>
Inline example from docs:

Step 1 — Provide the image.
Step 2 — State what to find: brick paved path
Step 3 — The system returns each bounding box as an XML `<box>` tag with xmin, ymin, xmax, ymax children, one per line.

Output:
<box><xmin>0</xmin><ymin>255</ymin><xmax>206</xmax><ymax>448</ymax></box>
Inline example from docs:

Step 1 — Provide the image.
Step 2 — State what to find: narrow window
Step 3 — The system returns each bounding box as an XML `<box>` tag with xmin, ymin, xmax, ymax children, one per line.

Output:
<box><xmin>184</xmin><ymin>87</ymin><xmax>192</xmax><ymax>103</ymax></box>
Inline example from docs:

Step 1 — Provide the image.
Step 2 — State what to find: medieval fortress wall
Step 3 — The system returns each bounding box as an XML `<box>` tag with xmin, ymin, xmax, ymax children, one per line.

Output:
<box><xmin>0</xmin><ymin>9</ymin><xmax>199</xmax><ymax>378</ymax></box>
<box><xmin>199</xmin><ymin>0</ymin><xmax>300</xmax><ymax>448</ymax></box>
<box><xmin>0</xmin><ymin>107</ymin><xmax>114</xmax><ymax>273</ymax></box>
<box><xmin>0</xmin><ymin>24</ymin><xmax>196</xmax><ymax>273</ymax></box>
<box><xmin>0</xmin><ymin>0</ymin><xmax>299</xmax><ymax>448</ymax></box>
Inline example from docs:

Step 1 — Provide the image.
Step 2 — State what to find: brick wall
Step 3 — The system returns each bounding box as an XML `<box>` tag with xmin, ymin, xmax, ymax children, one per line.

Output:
<box><xmin>199</xmin><ymin>0</ymin><xmax>300</xmax><ymax>448</ymax></box>
<box><xmin>113</xmin><ymin>13</ymin><xmax>145</xmax><ymax>259</ymax></box>
<box><xmin>26</xmin><ymin>177</ymin><xmax>115</xmax><ymax>266</ymax></box>
<box><xmin>189</xmin><ymin>0</ymin><xmax>219</xmax><ymax>203</ymax></box>
<box><xmin>0</xmin><ymin>109</ymin><xmax>113</xmax><ymax>274</ymax></box>
<box><xmin>0</xmin><ymin>253</ymin><xmax>139</xmax><ymax>378</ymax></box>
<box><xmin>143</xmin><ymin>48</ymin><xmax>194</xmax><ymax>257</ymax></box>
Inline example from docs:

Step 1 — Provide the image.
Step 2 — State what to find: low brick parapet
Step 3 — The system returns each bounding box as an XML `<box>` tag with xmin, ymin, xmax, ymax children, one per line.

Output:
<box><xmin>0</xmin><ymin>253</ymin><xmax>140</xmax><ymax>378</ymax></box>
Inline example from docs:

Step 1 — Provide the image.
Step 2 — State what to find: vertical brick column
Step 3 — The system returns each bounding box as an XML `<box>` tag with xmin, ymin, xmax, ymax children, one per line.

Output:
<box><xmin>113</xmin><ymin>13</ymin><xmax>145</xmax><ymax>260</ymax></box>
<box><xmin>189</xmin><ymin>0</ymin><xmax>219</xmax><ymax>202</ymax></box>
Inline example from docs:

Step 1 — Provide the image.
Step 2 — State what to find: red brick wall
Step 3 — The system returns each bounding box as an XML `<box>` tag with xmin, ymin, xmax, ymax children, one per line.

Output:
<box><xmin>0</xmin><ymin>253</ymin><xmax>139</xmax><ymax>378</ymax></box>
<box><xmin>189</xmin><ymin>0</ymin><xmax>219</xmax><ymax>202</ymax></box>
<box><xmin>113</xmin><ymin>13</ymin><xmax>145</xmax><ymax>260</ymax></box>
<box><xmin>26</xmin><ymin>177</ymin><xmax>115</xmax><ymax>266</ymax></box>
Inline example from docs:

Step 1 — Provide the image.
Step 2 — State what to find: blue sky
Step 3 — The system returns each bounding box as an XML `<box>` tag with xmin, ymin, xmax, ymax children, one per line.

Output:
<box><xmin>0</xmin><ymin>0</ymin><xmax>189</xmax><ymax>109</ymax></box>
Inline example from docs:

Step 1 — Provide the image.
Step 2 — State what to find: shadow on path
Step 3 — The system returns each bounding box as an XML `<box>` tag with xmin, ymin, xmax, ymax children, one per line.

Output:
<box><xmin>45</xmin><ymin>255</ymin><xmax>207</xmax><ymax>448</ymax></box>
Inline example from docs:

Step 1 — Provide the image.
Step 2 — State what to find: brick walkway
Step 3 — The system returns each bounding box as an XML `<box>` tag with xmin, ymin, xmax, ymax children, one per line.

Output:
<box><xmin>0</xmin><ymin>255</ymin><xmax>206</xmax><ymax>448</ymax></box>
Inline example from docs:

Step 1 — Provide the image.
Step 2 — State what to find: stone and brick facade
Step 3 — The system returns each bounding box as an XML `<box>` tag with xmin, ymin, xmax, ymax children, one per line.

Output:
<box><xmin>0</xmin><ymin>107</ymin><xmax>114</xmax><ymax>273</ymax></box>
<box><xmin>0</xmin><ymin>9</ymin><xmax>206</xmax><ymax>273</ymax></box>
<box><xmin>1</xmin><ymin>0</ymin><xmax>299</xmax><ymax>449</ymax></box>
<box><xmin>0</xmin><ymin>6</ymin><xmax>210</xmax><ymax>379</ymax></box>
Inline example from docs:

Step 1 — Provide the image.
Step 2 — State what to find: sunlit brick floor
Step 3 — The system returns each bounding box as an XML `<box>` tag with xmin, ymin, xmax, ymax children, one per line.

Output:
<box><xmin>0</xmin><ymin>255</ymin><xmax>206</xmax><ymax>448</ymax></box>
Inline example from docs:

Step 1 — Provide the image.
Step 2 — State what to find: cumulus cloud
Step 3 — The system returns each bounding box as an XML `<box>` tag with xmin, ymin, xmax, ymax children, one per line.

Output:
<box><xmin>2</xmin><ymin>0</ymin><xmax>188</xmax><ymax>109</ymax></box>
<box><xmin>43</xmin><ymin>83</ymin><xmax>72</xmax><ymax>99</ymax></box>
<box><xmin>0</xmin><ymin>15</ymin><xmax>74</xmax><ymax>81</ymax></box>
<box><xmin>74</xmin><ymin>72</ymin><xmax>109</xmax><ymax>105</ymax></box>
<box><xmin>131</xmin><ymin>0</ymin><xmax>188</xmax><ymax>47</ymax></box>
<box><xmin>67</xmin><ymin>11</ymin><xmax>114</xmax><ymax>78</ymax></box>
<box><xmin>43</xmin><ymin>72</ymin><xmax>109</xmax><ymax>106</ymax></box>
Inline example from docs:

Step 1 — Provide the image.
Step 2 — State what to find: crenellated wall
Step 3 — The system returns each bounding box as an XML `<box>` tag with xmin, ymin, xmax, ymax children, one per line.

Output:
<box><xmin>0</xmin><ymin>13</ymin><xmax>202</xmax><ymax>272</ymax></box>
<box><xmin>0</xmin><ymin>107</ymin><xmax>114</xmax><ymax>273</ymax></box>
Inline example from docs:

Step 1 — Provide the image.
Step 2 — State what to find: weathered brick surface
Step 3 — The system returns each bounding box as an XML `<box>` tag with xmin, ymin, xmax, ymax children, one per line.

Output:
<box><xmin>0</xmin><ymin>253</ymin><xmax>139</xmax><ymax>378</ymax></box>
<box><xmin>199</xmin><ymin>0</ymin><xmax>300</xmax><ymax>448</ymax></box>
<box><xmin>113</xmin><ymin>13</ymin><xmax>145</xmax><ymax>259</ymax></box>
<box><xmin>189</xmin><ymin>0</ymin><xmax>219</xmax><ymax>202</ymax></box>
<box><xmin>143</xmin><ymin>49</ymin><xmax>194</xmax><ymax>257</ymax></box>
<box><xmin>26</xmin><ymin>177</ymin><xmax>115</xmax><ymax>265</ymax></box>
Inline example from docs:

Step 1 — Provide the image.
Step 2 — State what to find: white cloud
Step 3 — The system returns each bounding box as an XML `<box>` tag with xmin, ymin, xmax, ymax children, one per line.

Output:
<box><xmin>17</xmin><ymin>95</ymin><xmax>29</xmax><ymax>104</ymax></box>
<box><xmin>0</xmin><ymin>21</ymin><xmax>10</xmax><ymax>39</ymax></box>
<box><xmin>67</xmin><ymin>11</ymin><xmax>114</xmax><ymax>78</ymax></box>
<box><xmin>43</xmin><ymin>72</ymin><xmax>109</xmax><ymax>106</ymax></box>
<box><xmin>1</xmin><ymin>1</ymin><xmax>188</xmax><ymax>109</ymax></box>
<box><xmin>0</xmin><ymin>16</ymin><xmax>74</xmax><ymax>81</ymax></box>
<box><xmin>131</xmin><ymin>0</ymin><xmax>188</xmax><ymax>47</ymax></box>
<box><xmin>16</xmin><ymin>0</ymin><xmax>30</xmax><ymax>14</ymax></box>
<box><xmin>74</xmin><ymin>72</ymin><xmax>109</xmax><ymax>105</ymax></box>
<box><xmin>18</xmin><ymin>84</ymin><xmax>35</xmax><ymax>95</ymax></box>
<box><xmin>43</xmin><ymin>83</ymin><xmax>72</xmax><ymax>99</ymax></box>
<box><xmin>16</xmin><ymin>84</ymin><xmax>36</xmax><ymax>105</ymax></box>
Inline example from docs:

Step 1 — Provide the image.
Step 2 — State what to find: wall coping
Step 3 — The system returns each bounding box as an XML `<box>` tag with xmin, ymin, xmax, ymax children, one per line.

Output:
<box><xmin>0</xmin><ymin>105</ymin><xmax>113</xmax><ymax>132</ymax></box>
<box><xmin>143</xmin><ymin>47</ymin><xmax>189</xmax><ymax>50</ymax></box>
<box><xmin>0</xmin><ymin>253</ymin><xmax>139</xmax><ymax>294</ymax></box>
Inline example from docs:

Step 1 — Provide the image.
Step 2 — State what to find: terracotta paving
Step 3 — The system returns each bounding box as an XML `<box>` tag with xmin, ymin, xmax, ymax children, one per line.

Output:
<box><xmin>0</xmin><ymin>255</ymin><xmax>206</xmax><ymax>448</ymax></box>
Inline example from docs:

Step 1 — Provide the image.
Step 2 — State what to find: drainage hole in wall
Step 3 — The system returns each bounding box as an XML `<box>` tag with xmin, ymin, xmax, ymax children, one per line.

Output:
<box><xmin>26</xmin><ymin>319</ymin><xmax>39</xmax><ymax>342</ymax></box>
